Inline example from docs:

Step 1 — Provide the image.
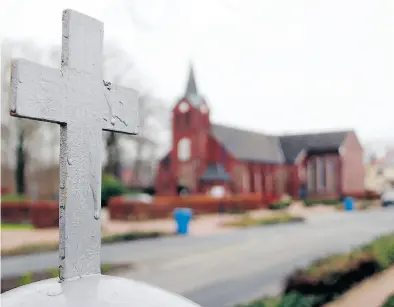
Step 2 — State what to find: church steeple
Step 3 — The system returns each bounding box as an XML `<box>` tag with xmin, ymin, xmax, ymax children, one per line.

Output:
<box><xmin>186</xmin><ymin>65</ymin><xmax>198</xmax><ymax>96</ymax></box>
<box><xmin>184</xmin><ymin>63</ymin><xmax>203</xmax><ymax>107</ymax></box>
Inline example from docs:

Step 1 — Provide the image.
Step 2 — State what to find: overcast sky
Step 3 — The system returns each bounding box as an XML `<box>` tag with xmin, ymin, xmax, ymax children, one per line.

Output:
<box><xmin>1</xmin><ymin>0</ymin><xmax>393</xmax><ymax>151</ymax></box>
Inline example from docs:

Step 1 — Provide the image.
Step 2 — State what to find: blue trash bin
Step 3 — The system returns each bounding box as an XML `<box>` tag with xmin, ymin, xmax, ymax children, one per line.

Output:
<box><xmin>173</xmin><ymin>208</ymin><xmax>193</xmax><ymax>235</ymax></box>
<box><xmin>344</xmin><ymin>197</ymin><xmax>354</xmax><ymax>211</ymax></box>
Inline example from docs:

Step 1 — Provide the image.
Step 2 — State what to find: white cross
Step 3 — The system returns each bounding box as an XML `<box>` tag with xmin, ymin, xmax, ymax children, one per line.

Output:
<box><xmin>10</xmin><ymin>9</ymin><xmax>139</xmax><ymax>281</ymax></box>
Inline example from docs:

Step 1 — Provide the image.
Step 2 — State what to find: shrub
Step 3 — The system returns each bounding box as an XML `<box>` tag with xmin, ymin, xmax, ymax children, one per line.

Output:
<box><xmin>283</xmin><ymin>233</ymin><xmax>394</xmax><ymax>306</ymax></box>
<box><xmin>30</xmin><ymin>201</ymin><xmax>58</xmax><ymax>228</ymax></box>
<box><xmin>239</xmin><ymin>233</ymin><xmax>394</xmax><ymax>307</ymax></box>
<box><xmin>382</xmin><ymin>294</ymin><xmax>394</xmax><ymax>307</ymax></box>
<box><xmin>101</xmin><ymin>174</ymin><xmax>127</xmax><ymax>208</ymax></box>
<box><xmin>304</xmin><ymin>199</ymin><xmax>341</xmax><ymax>207</ymax></box>
<box><xmin>269</xmin><ymin>202</ymin><xmax>290</xmax><ymax>210</ymax></box>
<box><xmin>102</xmin><ymin>231</ymin><xmax>163</xmax><ymax>243</ymax></box>
<box><xmin>108</xmin><ymin>193</ymin><xmax>265</xmax><ymax>220</ymax></box>
<box><xmin>236</xmin><ymin>292</ymin><xmax>313</xmax><ymax>307</ymax></box>
<box><xmin>1</xmin><ymin>200</ymin><xmax>32</xmax><ymax>224</ymax></box>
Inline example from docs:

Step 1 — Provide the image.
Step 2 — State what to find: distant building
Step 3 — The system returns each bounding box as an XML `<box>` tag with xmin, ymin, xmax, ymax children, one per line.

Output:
<box><xmin>365</xmin><ymin>149</ymin><xmax>394</xmax><ymax>194</ymax></box>
<box><xmin>155</xmin><ymin>66</ymin><xmax>365</xmax><ymax>199</ymax></box>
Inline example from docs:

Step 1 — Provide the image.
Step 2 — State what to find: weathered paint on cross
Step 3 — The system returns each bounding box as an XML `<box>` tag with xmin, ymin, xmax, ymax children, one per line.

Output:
<box><xmin>10</xmin><ymin>9</ymin><xmax>139</xmax><ymax>281</ymax></box>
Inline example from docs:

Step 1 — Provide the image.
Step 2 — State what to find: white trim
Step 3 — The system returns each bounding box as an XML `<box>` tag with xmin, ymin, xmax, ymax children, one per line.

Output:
<box><xmin>339</xmin><ymin>145</ymin><xmax>345</xmax><ymax>156</ymax></box>
<box><xmin>294</xmin><ymin>149</ymin><xmax>306</xmax><ymax>164</ymax></box>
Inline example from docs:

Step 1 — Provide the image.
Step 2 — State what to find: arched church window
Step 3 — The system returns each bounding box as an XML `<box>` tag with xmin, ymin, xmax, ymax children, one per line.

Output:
<box><xmin>177</xmin><ymin>138</ymin><xmax>191</xmax><ymax>161</ymax></box>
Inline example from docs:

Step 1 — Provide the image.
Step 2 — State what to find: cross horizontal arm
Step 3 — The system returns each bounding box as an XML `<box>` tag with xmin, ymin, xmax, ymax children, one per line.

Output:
<box><xmin>102</xmin><ymin>82</ymin><xmax>139</xmax><ymax>135</ymax></box>
<box><xmin>11</xmin><ymin>59</ymin><xmax>65</xmax><ymax>124</ymax></box>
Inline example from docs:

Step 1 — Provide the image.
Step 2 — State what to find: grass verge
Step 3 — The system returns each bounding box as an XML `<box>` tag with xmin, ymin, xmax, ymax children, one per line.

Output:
<box><xmin>1</xmin><ymin>223</ymin><xmax>34</xmax><ymax>230</ymax></box>
<box><xmin>223</xmin><ymin>213</ymin><xmax>304</xmax><ymax>228</ymax></box>
<box><xmin>0</xmin><ymin>194</ymin><xmax>26</xmax><ymax>202</ymax></box>
<box><xmin>2</xmin><ymin>231</ymin><xmax>168</xmax><ymax>257</ymax></box>
<box><xmin>1</xmin><ymin>263</ymin><xmax>132</xmax><ymax>293</ymax></box>
<box><xmin>237</xmin><ymin>232</ymin><xmax>394</xmax><ymax>307</ymax></box>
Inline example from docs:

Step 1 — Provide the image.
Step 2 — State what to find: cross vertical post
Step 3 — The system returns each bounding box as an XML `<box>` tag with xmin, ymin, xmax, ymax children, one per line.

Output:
<box><xmin>10</xmin><ymin>9</ymin><xmax>139</xmax><ymax>281</ymax></box>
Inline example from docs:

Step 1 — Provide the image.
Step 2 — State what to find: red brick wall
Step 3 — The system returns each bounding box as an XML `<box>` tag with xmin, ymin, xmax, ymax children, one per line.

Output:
<box><xmin>303</xmin><ymin>154</ymin><xmax>341</xmax><ymax>199</ymax></box>
<box><xmin>340</xmin><ymin>131</ymin><xmax>365</xmax><ymax>196</ymax></box>
<box><xmin>170</xmin><ymin>99</ymin><xmax>211</xmax><ymax>193</ymax></box>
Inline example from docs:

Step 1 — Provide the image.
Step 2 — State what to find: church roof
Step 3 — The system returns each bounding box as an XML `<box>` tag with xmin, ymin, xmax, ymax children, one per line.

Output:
<box><xmin>279</xmin><ymin>131</ymin><xmax>349</xmax><ymax>163</ymax></box>
<box><xmin>199</xmin><ymin>163</ymin><xmax>231</xmax><ymax>182</ymax></box>
<box><xmin>210</xmin><ymin>124</ymin><xmax>350</xmax><ymax>164</ymax></box>
<box><xmin>210</xmin><ymin>124</ymin><xmax>285</xmax><ymax>163</ymax></box>
<box><xmin>184</xmin><ymin>65</ymin><xmax>204</xmax><ymax>107</ymax></box>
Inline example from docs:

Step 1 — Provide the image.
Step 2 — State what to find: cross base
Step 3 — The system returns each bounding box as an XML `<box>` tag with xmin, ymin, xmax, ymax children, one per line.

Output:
<box><xmin>1</xmin><ymin>274</ymin><xmax>201</xmax><ymax>307</ymax></box>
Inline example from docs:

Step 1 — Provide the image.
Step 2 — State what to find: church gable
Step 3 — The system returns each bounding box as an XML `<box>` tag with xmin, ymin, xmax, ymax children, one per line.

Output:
<box><xmin>279</xmin><ymin>131</ymin><xmax>350</xmax><ymax>163</ymax></box>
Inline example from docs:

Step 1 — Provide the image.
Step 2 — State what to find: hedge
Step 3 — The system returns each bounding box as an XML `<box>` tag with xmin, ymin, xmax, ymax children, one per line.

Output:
<box><xmin>1</xmin><ymin>200</ymin><xmax>32</xmax><ymax>224</ymax></box>
<box><xmin>238</xmin><ymin>233</ymin><xmax>394</xmax><ymax>307</ymax></box>
<box><xmin>269</xmin><ymin>202</ymin><xmax>291</xmax><ymax>210</ymax></box>
<box><xmin>283</xmin><ymin>233</ymin><xmax>394</xmax><ymax>306</ymax></box>
<box><xmin>382</xmin><ymin>294</ymin><xmax>394</xmax><ymax>307</ymax></box>
<box><xmin>109</xmin><ymin>193</ymin><xmax>265</xmax><ymax>220</ymax></box>
<box><xmin>303</xmin><ymin>199</ymin><xmax>342</xmax><ymax>207</ymax></box>
<box><xmin>30</xmin><ymin>201</ymin><xmax>59</xmax><ymax>228</ymax></box>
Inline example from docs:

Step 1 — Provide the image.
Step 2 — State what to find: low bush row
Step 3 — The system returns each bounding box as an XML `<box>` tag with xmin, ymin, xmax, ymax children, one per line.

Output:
<box><xmin>1</xmin><ymin>263</ymin><xmax>132</xmax><ymax>293</ymax></box>
<box><xmin>109</xmin><ymin>193</ymin><xmax>265</xmax><ymax>221</ymax></box>
<box><xmin>383</xmin><ymin>294</ymin><xmax>394</xmax><ymax>307</ymax></box>
<box><xmin>1</xmin><ymin>201</ymin><xmax>58</xmax><ymax>228</ymax></box>
<box><xmin>238</xmin><ymin>233</ymin><xmax>394</xmax><ymax>307</ymax></box>
<box><xmin>283</xmin><ymin>233</ymin><xmax>394</xmax><ymax>306</ymax></box>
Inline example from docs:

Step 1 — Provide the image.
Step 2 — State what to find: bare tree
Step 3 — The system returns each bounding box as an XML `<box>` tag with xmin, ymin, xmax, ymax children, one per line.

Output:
<box><xmin>1</xmin><ymin>40</ymin><xmax>60</xmax><ymax>194</ymax></box>
<box><xmin>102</xmin><ymin>43</ymin><xmax>170</xmax><ymax>183</ymax></box>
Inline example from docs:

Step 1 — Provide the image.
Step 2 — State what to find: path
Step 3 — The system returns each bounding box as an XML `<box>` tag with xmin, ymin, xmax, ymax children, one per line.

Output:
<box><xmin>2</xmin><ymin>208</ymin><xmax>394</xmax><ymax>307</ymax></box>
<box><xmin>0</xmin><ymin>206</ymin><xmax>313</xmax><ymax>251</ymax></box>
<box><xmin>325</xmin><ymin>265</ymin><xmax>394</xmax><ymax>307</ymax></box>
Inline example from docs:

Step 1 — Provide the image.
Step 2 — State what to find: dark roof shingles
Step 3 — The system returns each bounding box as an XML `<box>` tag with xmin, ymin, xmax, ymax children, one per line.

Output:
<box><xmin>210</xmin><ymin>124</ymin><xmax>285</xmax><ymax>163</ymax></box>
<box><xmin>279</xmin><ymin>131</ymin><xmax>349</xmax><ymax>163</ymax></box>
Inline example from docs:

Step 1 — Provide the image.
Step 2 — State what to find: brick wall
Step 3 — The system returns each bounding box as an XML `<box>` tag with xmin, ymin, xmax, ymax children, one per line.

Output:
<box><xmin>341</xmin><ymin>131</ymin><xmax>365</xmax><ymax>196</ymax></box>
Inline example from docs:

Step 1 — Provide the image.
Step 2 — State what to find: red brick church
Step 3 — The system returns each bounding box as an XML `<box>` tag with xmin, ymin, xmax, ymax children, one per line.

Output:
<box><xmin>155</xmin><ymin>66</ymin><xmax>365</xmax><ymax>199</ymax></box>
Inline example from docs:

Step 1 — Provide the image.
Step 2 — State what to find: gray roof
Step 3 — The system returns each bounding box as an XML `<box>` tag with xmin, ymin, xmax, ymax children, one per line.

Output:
<box><xmin>184</xmin><ymin>65</ymin><xmax>204</xmax><ymax>107</ymax></box>
<box><xmin>199</xmin><ymin>163</ymin><xmax>231</xmax><ymax>182</ymax></box>
<box><xmin>210</xmin><ymin>124</ymin><xmax>285</xmax><ymax>163</ymax></box>
<box><xmin>279</xmin><ymin>131</ymin><xmax>349</xmax><ymax>163</ymax></box>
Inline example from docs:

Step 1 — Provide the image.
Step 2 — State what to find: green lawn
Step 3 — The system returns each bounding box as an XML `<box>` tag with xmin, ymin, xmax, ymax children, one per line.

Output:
<box><xmin>2</xmin><ymin>230</ymin><xmax>168</xmax><ymax>257</ymax></box>
<box><xmin>0</xmin><ymin>194</ymin><xmax>26</xmax><ymax>202</ymax></box>
<box><xmin>223</xmin><ymin>213</ymin><xmax>304</xmax><ymax>228</ymax></box>
<box><xmin>237</xmin><ymin>233</ymin><xmax>394</xmax><ymax>307</ymax></box>
<box><xmin>1</xmin><ymin>223</ymin><xmax>34</xmax><ymax>230</ymax></box>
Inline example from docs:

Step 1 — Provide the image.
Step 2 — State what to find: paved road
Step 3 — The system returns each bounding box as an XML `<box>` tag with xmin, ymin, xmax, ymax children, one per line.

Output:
<box><xmin>2</xmin><ymin>208</ymin><xmax>394</xmax><ymax>307</ymax></box>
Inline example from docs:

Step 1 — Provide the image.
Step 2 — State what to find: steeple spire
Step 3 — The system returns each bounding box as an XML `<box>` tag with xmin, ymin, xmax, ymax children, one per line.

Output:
<box><xmin>184</xmin><ymin>63</ymin><xmax>203</xmax><ymax>107</ymax></box>
<box><xmin>186</xmin><ymin>65</ymin><xmax>198</xmax><ymax>95</ymax></box>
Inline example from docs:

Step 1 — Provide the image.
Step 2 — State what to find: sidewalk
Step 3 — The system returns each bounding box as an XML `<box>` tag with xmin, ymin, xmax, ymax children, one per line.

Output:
<box><xmin>325</xmin><ymin>265</ymin><xmax>394</xmax><ymax>307</ymax></box>
<box><xmin>1</xmin><ymin>210</ymin><xmax>251</xmax><ymax>251</ymax></box>
<box><xmin>0</xmin><ymin>205</ymin><xmax>335</xmax><ymax>252</ymax></box>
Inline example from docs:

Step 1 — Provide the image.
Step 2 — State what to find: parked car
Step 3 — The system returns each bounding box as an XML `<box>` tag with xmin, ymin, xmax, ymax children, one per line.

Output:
<box><xmin>381</xmin><ymin>190</ymin><xmax>394</xmax><ymax>207</ymax></box>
